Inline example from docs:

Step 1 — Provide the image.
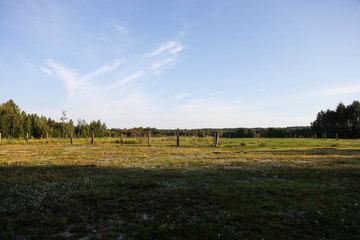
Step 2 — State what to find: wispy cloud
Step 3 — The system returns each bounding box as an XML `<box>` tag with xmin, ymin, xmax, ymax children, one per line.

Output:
<box><xmin>40</xmin><ymin>66</ymin><xmax>53</xmax><ymax>76</ymax></box>
<box><xmin>304</xmin><ymin>84</ymin><xmax>360</xmax><ymax>98</ymax></box>
<box><xmin>111</xmin><ymin>70</ymin><xmax>145</xmax><ymax>88</ymax></box>
<box><xmin>150</xmin><ymin>41</ymin><xmax>184</xmax><ymax>57</ymax></box>
<box><xmin>84</xmin><ymin>59</ymin><xmax>124</xmax><ymax>80</ymax></box>
<box><xmin>46</xmin><ymin>59</ymin><xmax>85</xmax><ymax>98</ymax></box>
<box><xmin>116</xmin><ymin>24</ymin><xmax>128</xmax><ymax>33</ymax></box>
<box><xmin>40</xmin><ymin>38</ymin><xmax>186</xmax><ymax>127</ymax></box>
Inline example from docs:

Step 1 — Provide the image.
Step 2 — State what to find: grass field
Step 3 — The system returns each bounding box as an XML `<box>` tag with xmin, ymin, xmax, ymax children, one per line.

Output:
<box><xmin>1</xmin><ymin>137</ymin><xmax>359</xmax><ymax>239</ymax></box>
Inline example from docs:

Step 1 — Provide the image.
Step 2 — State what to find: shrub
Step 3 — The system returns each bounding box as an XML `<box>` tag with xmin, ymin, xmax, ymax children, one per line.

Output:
<box><xmin>240</xmin><ymin>142</ymin><xmax>247</xmax><ymax>147</ymax></box>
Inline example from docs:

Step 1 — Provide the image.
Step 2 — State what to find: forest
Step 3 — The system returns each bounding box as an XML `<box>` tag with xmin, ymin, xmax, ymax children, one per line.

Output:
<box><xmin>1</xmin><ymin>99</ymin><xmax>359</xmax><ymax>139</ymax></box>
<box><xmin>311</xmin><ymin>100</ymin><xmax>360</xmax><ymax>139</ymax></box>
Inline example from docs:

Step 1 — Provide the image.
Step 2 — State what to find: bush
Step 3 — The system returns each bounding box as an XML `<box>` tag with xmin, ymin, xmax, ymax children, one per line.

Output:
<box><xmin>240</xmin><ymin>142</ymin><xmax>247</xmax><ymax>147</ymax></box>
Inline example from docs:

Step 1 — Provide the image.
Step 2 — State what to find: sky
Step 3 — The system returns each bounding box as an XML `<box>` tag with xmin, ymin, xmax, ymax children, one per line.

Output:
<box><xmin>1</xmin><ymin>0</ymin><xmax>360</xmax><ymax>129</ymax></box>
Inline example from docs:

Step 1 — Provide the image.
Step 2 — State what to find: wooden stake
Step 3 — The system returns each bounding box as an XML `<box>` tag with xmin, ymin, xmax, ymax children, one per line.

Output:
<box><xmin>148</xmin><ymin>132</ymin><xmax>151</xmax><ymax>146</ymax></box>
<box><xmin>8</xmin><ymin>136</ymin><xmax>10</xmax><ymax>143</ymax></box>
<box><xmin>215</xmin><ymin>132</ymin><xmax>219</xmax><ymax>147</ymax></box>
<box><xmin>177</xmin><ymin>128</ymin><xmax>180</xmax><ymax>147</ymax></box>
<box><xmin>0</xmin><ymin>132</ymin><xmax>1</xmax><ymax>143</ymax></box>
<box><xmin>26</xmin><ymin>133</ymin><xmax>28</xmax><ymax>145</ymax></box>
<box><xmin>91</xmin><ymin>131</ymin><xmax>94</xmax><ymax>144</ymax></box>
<box><xmin>120</xmin><ymin>133</ymin><xmax>123</xmax><ymax>146</ymax></box>
<box><xmin>70</xmin><ymin>132</ymin><xmax>73</xmax><ymax>145</ymax></box>
<box><xmin>46</xmin><ymin>133</ymin><xmax>49</xmax><ymax>144</ymax></box>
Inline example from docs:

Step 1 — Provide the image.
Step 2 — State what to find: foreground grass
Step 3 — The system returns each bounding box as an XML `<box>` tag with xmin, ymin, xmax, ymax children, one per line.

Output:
<box><xmin>0</xmin><ymin>137</ymin><xmax>359</xmax><ymax>239</ymax></box>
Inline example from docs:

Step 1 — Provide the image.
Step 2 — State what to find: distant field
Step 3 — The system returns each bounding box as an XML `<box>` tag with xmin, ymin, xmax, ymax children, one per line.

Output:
<box><xmin>1</xmin><ymin>137</ymin><xmax>359</xmax><ymax>239</ymax></box>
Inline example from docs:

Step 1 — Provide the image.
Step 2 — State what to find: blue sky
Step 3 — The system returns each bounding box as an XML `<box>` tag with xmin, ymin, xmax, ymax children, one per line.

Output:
<box><xmin>1</xmin><ymin>0</ymin><xmax>360</xmax><ymax>128</ymax></box>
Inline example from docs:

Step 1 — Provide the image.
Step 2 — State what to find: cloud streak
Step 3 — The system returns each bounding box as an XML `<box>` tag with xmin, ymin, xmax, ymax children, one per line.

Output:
<box><xmin>304</xmin><ymin>84</ymin><xmax>360</xmax><ymax>98</ymax></box>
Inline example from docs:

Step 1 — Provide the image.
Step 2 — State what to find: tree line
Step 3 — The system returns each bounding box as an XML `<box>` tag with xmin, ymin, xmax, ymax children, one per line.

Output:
<box><xmin>108</xmin><ymin>126</ymin><xmax>312</xmax><ymax>138</ymax></box>
<box><xmin>0</xmin><ymin>100</ymin><xmax>108</xmax><ymax>138</ymax></box>
<box><xmin>3</xmin><ymin>99</ymin><xmax>359</xmax><ymax>139</ymax></box>
<box><xmin>311</xmin><ymin>101</ymin><xmax>360</xmax><ymax>139</ymax></box>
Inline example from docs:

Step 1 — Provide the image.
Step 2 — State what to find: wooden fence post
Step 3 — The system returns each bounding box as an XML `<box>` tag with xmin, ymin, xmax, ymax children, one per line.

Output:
<box><xmin>148</xmin><ymin>132</ymin><xmax>151</xmax><ymax>146</ymax></box>
<box><xmin>70</xmin><ymin>132</ymin><xmax>73</xmax><ymax>145</ymax></box>
<box><xmin>46</xmin><ymin>133</ymin><xmax>49</xmax><ymax>144</ymax></box>
<box><xmin>26</xmin><ymin>133</ymin><xmax>28</xmax><ymax>145</ymax></box>
<box><xmin>91</xmin><ymin>131</ymin><xmax>94</xmax><ymax>144</ymax></box>
<box><xmin>120</xmin><ymin>133</ymin><xmax>123</xmax><ymax>146</ymax></box>
<box><xmin>8</xmin><ymin>136</ymin><xmax>10</xmax><ymax>143</ymax></box>
<box><xmin>0</xmin><ymin>132</ymin><xmax>1</xmax><ymax>143</ymax></box>
<box><xmin>215</xmin><ymin>132</ymin><xmax>219</xmax><ymax>147</ymax></box>
<box><xmin>177</xmin><ymin>128</ymin><xmax>180</xmax><ymax>147</ymax></box>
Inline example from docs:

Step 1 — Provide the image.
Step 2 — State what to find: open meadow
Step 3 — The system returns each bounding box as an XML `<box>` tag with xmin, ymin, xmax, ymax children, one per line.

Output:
<box><xmin>1</xmin><ymin>137</ymin><xmax>360</xmax><ymax>239</ymax></box>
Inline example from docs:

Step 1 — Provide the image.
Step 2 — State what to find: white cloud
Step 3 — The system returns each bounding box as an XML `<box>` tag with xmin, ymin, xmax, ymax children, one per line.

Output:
<box><xmin>170</xmin><ymin>45</ymin><xmax>184</xmax><ymax>54</ymax></box>
<box><xmin>41</xmin><ymin>38</ymin><xmax>186</xmax><ymax>128</ymax></box>
<box><xmin>116</xmin><ymin>24</ymin><xmax>127</xmax><ymax>33</ymax></box>
<box><xmin>46</xmin><ymin>59</ymin><xmax>85</xmax><ymax>98</ymax></box>
<box><xmin>84</xmin><ymin>59</ymin><xmax>124</xmax><ymax>80</ymax></box>
<box><xmin>304</xmin><ymin>84</ymin><xmax>360</xmax><ymax>98</ymax></box>
<box><xmin>111</xmin><ymin>70</ymin><xmax>145</xmax><ymax>88</ymax></box>
<box><xmin>40</xmin><ymin>66</ymin><xmax>53</xmax><ymax>76</ymax></box>
<box><xmin>150</xmin><ymin>41</ymin><xmax>184</xmax><ymax>57</ymax></box>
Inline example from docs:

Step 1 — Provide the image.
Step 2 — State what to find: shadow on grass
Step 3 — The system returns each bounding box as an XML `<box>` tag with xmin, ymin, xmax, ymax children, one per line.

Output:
<box><xmin>251</xmin><ymin>148</ymin><xmax>360</xmax><ymax>156</ymax></box>
<box><xmin>1</xmin><ymin>165</ymin><xmax>360</xmax><ymax>240</ymax></box>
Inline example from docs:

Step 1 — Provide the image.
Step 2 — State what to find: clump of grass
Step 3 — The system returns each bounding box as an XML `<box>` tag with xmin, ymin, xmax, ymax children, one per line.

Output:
<box><xmin>240</xmin><ymin>142</ymin><xmax>247</xmax><ymax>147</ymax></box>
<box><xmin>258</xmin><ymin>142</ymin><xmax>267</xmax><ymax>147</ymax></box>
<box><xmin>114</xmin><ymin>139</ymin><xmax>140</xmax><ymax>144</ymax></box>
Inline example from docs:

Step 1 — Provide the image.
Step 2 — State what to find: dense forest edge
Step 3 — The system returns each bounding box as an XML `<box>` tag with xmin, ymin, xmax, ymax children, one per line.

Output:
<box><xmin>0</xmin><ymin>99</ymin><xmax>359</xmax><ymax>139</ymax></box>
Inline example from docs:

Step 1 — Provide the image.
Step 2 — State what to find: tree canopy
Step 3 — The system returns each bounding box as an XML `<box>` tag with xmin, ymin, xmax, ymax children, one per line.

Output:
<box><xmin>311</xmin><ymin>101</ymin><xmax>360</xmax><ymax>139</ymax></box>
<box><xmin>0</xmin><ymin>100</ymin><xmax>108</xmax><ymax>138</ymax></box>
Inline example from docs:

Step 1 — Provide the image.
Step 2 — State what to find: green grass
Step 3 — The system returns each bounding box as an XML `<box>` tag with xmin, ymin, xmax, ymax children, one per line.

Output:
<box><xmin>0</xmin><ymin>137</ymin><xmax>360</xmax><ymax>239</ymax></box>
